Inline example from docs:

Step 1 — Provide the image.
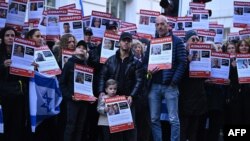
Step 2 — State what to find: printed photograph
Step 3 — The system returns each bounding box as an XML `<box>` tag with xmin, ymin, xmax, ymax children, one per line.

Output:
<box><xmin>13</xmin><ymin>44</ymin><xmax>25</xmax><ymax>57</ymax></box>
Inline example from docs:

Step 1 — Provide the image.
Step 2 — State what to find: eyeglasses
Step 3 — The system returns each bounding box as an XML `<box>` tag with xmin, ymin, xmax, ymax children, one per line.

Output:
<box><xmin>191</xmin><ymin>37</ymin><xmax>199</xmax><ymax>42</ymax></box>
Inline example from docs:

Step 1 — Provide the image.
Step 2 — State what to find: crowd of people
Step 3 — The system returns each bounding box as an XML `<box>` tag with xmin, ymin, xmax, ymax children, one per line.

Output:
<box><xmin>0</xmin><ymin>14</ymin><xmax>250</xmax><ymax>141</ymax></box>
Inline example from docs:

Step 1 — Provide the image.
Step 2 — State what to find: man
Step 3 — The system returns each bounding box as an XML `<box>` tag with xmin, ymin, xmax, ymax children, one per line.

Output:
<box><xmin>144</xmin><ymin>15</ymin><xmax>187</xmax><ymax>141</ymax></box>
<box><xmin>98</xmin><ymin>32</ymin><xmax>144</xmax><ymax>141</ymax></box>
<box><xmin>84</xmin><ymin>27</ymin><xmax>95</xmax><ymax>50</ymax></box>
<box><xmin>63</xmin><ymin>23</ymin><xmax>71</xmax><ymax>34</ymax></box>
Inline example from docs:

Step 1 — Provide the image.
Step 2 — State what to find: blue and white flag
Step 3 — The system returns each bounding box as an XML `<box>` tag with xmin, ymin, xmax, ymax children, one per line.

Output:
<box><xmin>79</xmin><ymin>0</ymin><xmax>84</xmax><ymax>16</ymax></box>
<box><xmin>29</xmin><ymin>72</ymin><xmax>62</xmax><ymax>132</ymax></box>
<box><xmin>0</xmin><ymin>105</ymin><xmax>3</xmax><ymax>133</ymax></box>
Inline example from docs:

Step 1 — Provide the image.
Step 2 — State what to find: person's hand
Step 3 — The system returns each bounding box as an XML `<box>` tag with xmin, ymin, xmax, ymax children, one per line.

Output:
<box><xmin>127</xmin><ymin>96</ymin><xmax>133</xmax><ymax>106</ymax></box>
<box><xmin>3</xmin><ymin>59</ymin><xmax>11</xmax><ymax>67</ymax></box>
<box><xmin>72</xmin><ymin>95</ymin><xmax>80</xmax><ymax>101</ymax></box>
<box><xmin>104</xmin><ymin>107</ymin><xmax>109</xmax><ymax>113</ymax></box>
<box><xmin>148</xmin><ymin>66</ymin><xmax>160</xmax><ymax>74</ymax></box>
<box><xmin>231</xmin><ymin>60</ymin><xmax>236</xmax><ymax>67</ymax></box>
<box><xmin>188</xmin><ymin>54</ymin><xmax>193</xmax><ymax>62</ymax></box>
<box><xmin>31</xmin><ymin>62</ymin><xmax>39</xmax><ymax>70</ymax></box>
<box><xmin>99</xmin><ymin>92</ymin><xmax>105</xmax><ymax>98</ymax></box>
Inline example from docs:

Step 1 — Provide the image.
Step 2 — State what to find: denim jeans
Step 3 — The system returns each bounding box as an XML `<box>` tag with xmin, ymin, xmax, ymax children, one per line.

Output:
<box><xmin>148</xmin><ymin>83</ymin><xmax>180</xmax><ymax>141</ymax></box>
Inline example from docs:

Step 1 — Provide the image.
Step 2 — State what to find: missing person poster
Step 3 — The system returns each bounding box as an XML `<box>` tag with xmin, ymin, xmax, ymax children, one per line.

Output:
<box><xmin>227</xmin><ymin>32</ymin><xmax>240</xmax><ymax>41</ymax></box>
<box><xmin>90</xmin><ymin>11</ymin><xmax>112</xmax><ymax>38</ymax></box>
<box><xmin>10</xmin><ymin>38</ymin><xmax>36</xmax><ymax>77</ymax></box>
<box><xmin>233</xmin><ymin>1</ymin><xmax>250</xmax><ymax>28</ymax></box>
<box><xmin>239</xmin><ymin>29</ymin><xmax>250</xmax><ymax>40</ymax></box>
<box><xmin>197</xmin><ymin>30</ymin><xmax>216</xmax><ymax>42</ymax></box>
<box><xmin>137</xmin><ymin>9</ymin><xmax>160</xmax><ymax>37</ymax></box>
<box><xmin>173</xmin><ymin>30</ymin><xmax>185</xmax><ymax>42</ymax></box>
<box><xmin>176</xmin><ymin>17</ymin><xmax>193</xmax><ymax>31</ymax></box>
<box><xmin>189</xmin><ymin>43</ymin><xmax>211</xmax><ymax>78</ymax></box>
<box><xmin>35</xmin><ymin>46</ymin><xmax>61</xmax><ymax>76</ymax></box>
<box><xmin>209</xmin><ymin>23</ymin><xmax>224</xmax><ymax>43</ymax></box>
<box><xmin>74</xmin><ymin>64</ymin><xmax>96</xmax><ymax>101</ymax></box>
<box><xmin>28</xmin><ymin>0</ymin><xmax>44</xmax><ymax>23</ymax></box>
<box><xmin>100</xmin><ymin>32</ymin><xmax>120</xmax><ymax>63</ymax></box>
<box><xmin>210</xmin><ymin>52</ymin><xmax>230</xmax><ymax>84</ymax></box>
<box><xmin>191</xmin><ymin>9</ymin><xmax>209</xmax><ymax>30</ymax></box>
<box><xmin>166</xmin><ymin>16</ymin><xmax>176</xmax><ymax>31</ymax></box>
<box><xmin>105</xmin><ymin>96</ymin><xmax>134</xmax><ymax>133</ymax></box>
<box><xmin>0</xmin><ymin>2</ymin><xmax>8</xmax><ymax>29</ymax></box>
<box><xmin>236</xmin><ymin>54</ymin><xmax>250</xmax><ymax>83</ymax></box>
<box><xmin>148</xmin><ymin>37</ymin><xmax>172</xmax><ymax>71</ymax></box>
<box><xmin>38</xmin><ymin>10</ymin><xmax>47</xmax><ymax>36</ymax></box>
<box><xmin>62</xmin><ymin>49</ymin><xmax>74</xmax><ymax>68</ymax></box>
<box><xmin>6</xmin><ymin>0</ymin><xmax>28</xmax><ymax>31</ymax></box>
<box><xmin>59</xmin><ymin>15</ymin><xmax>83</xmax><ymax>41</ymax></box>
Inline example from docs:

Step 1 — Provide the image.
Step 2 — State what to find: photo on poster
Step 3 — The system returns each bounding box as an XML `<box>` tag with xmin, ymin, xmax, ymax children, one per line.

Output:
<box><xmin>162</xmin><ymin>43</ymin><xmax>171</xmax><ymax>51</ymax></box>
<box><xmin>191</xmin><ymin>50</ymin><xmax>200</xmax><ymax>61</ymax></box>
<box><xmin>25</xmin><ymin>47</ymin><xmax>34</xmax><ymax>56</ymax></box>
<box><xmin>150</xmin><ymin>17</ymin><xmax>156</xmax><ymax>23</ymax></box>
<box><xmin>0</xmin><ymin>9</ymin><xmax>7</xmax><ymax>18</ymax></box>
<box><xmin>63</xmin><ymin>22</ymin><xmax>72</xmax><ymax>34</ymax></box>
<box><xmin>177</xmin><ymin>22</ymin><xmax>184</xmax><ymax>30</ymax></box>
<box><xmin>185</xmin><ymin>22</ymin><xmax>192</xmax><ymax>28</ymax></box>
<box><xmin>73</xmin><ymin>21</ymin><xmax>82</xmax><ymax>29</ymax></box>
<box><xmin>13</xmin><ymin>44</ymin><xmax>25</xmax><ymax>57</ymax></box>
<box><xmin>75</xmin><ymin>72</ymin><xmax>85</xmax><ymax>84</ymax></box>
<box><xmin>217</xmin><ymin>29</ymin><xmax>223</xmax><ymax>34</ymax></box>
<box><xmin>207</xmin><ymin>37</ymin><xmax>214</xmax><ymax>42</ymax></box>
<box><xmin>84</xmin><ymin>73</ymin><xmax>92</xmax><ymax>82</ymax></box>
<box><xmin>101</xmin><ymin>19</ymin><xmax>109</xmax><ymax>26</ymax></box>
<box><xmin>115</xmin><ymin>41</ymin><xmax>120</xmax><ymax>48</ymax></box>
<box><xmin>30</xmin><ymin>3</ymin><xmax>38</xmax><ymax>11</ymax></box>
<box><xmin>107</xmin><ymin>103</ymin><xmax>120</xmax><ymax>116</ymax></box>
<box><xmin>48</xmin><ymin>16</ymin><xmax>59</xmax><ymax>26</ymax></box>
<box><xmin>18</xmin><ymin>4</ymin><xmax>26</xmax><ymax>12</ymax></box>
<box><xmin>192</xmin><ymin>14</ymin><xmax>200</xmax><ymax>22</ymax></box>
<box><xmin>211</xmin><ymin>58</ymin><xmax>221</xmax><ymax>68</ymax></box>
<box><xmin>168</xmin><ymin>22</ymin><xmax>175</xmax><ymax>29</ymax></box>
<box><xmin>103</xmin><ymin>39</ymin><xmax>114</xmax><ymax>50</ymax></box>
<box><xmin>38</xmin><ymin>2</ymin><xmax>43</xmax><ymax>8</ymax></box>
<box><xmin>151</xmin><ymin>45</ymin><xmax>162</xmax><ymax>55</ymax></box>
<box><xmin>221</xmin><ymin>59</ymin><xmax>229</xmax><ymax>66</ymax></box>
<box><xmin>201</xmin><ymin>14</ymin><xmax>208</xmax><ymax>20</ymax></box>
<box><xmin>43</xmin><ymin>51</ymin><xmax>53</xmax><ymax>57</ymax></box>
<box><xmin>139</xmin><ymin>16</ymin><xmax>149</xmax><ymax>25</ymax></box>
<box><xmin>91</xmin><ymin>17</ymin><xmax>101</xmax><ymax>28</ymax></box>
<box><xmin>244</xmin><ymin>7</ymin><xmax>250</xmax><ymax>13</ymax></box>
<box><xmin>237</xmin><ymin>59</ymin><xmax>249</xmax><ymax>69</ymax></box>
<box><xmin>201</xmin><ymin>51</ymin><xmax>210</xmax><ymax>58</ymax></box>
<box><xmin>119</xmin><ymin>102</ymin><xmax>129</xmax><ymax>110</ymax></box>
<box><xmin>40</xmin><ymin>16</ymin><xmax>47</xmax><ymax>26</ymax></box>
<box><xmin>9</xmin><ymin>3</ymin><xmax>18</xmax><ymax>14</ymax></box>
<box><xmin>35</xmin><ymin>52</ymin><xmax>46</xmax><ymax>62</ymax></box>
<box><xmin>234</xmin><ymin>7</ymin><xmax>243</xmax><ymax>15</ymax></box>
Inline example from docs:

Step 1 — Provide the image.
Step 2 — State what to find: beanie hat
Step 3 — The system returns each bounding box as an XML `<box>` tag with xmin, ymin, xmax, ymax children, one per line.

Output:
<box><xmin>76</xmin><ymin>40</ymin><xmax>87</xmax><ymax>49</ymax></box>
<box><xmin>185</xmin><ymin>30</ymin><xmax>197</xmax><ymax>42</ymax></box>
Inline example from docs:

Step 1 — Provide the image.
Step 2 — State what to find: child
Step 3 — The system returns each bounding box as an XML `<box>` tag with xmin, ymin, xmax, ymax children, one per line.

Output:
<box><xmin>97</xmin><ymin>79</ymin><xmax>122</xmax><ymax>141</ymax></box>
<box><xmin>60</xmin><ymin>40</ymin><xmax>93</xmax><ymax>141</ymax></box>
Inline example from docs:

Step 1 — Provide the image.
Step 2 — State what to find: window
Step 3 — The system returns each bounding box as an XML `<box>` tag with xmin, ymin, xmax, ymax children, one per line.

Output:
<box><xmin>106</xmin><ymin>0</ymin><xmax>126</xmax><ymax>21</ymax></box>
<box><xmin>44</xmin><ymin>0</ymin><xmax>56</xmax><ymax>10</ymax></box>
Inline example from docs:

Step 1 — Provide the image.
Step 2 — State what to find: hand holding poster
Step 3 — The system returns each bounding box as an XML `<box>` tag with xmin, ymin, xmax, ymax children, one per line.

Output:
<box><xmin>74</xmin><ymin>64</ymin><xmax>96</xmax><ymax>101</ymax></box>
<box><xmin>10</xmin><ymin>38</ymin><xmax>36</xmax><ymax>77</ymax></box>
<box><xmin>35</xmin><ymin>46</ymin><xmax>61</xmax><ymax>76</ymax></box>
<box><xmin>210</xmin><ymin>52</ymin><xmax>230</xmax><ymax>84</ymax></box>
<box><xmin>189</xmin><ymin>43</ymin><xmax>211</xmax><ymax>78</ymax></box>
<box><xmin>148</xmin><ymin>37</ymin><xmax>172</xmax><ymax>71</ymax></box>
<box><xmin>236</xmin><ymin>54</ymin><xmax>250</xmax><ymax>83</ymax></box>
<box><xmin>105</xmin><ymin>96</ymin><xmax>134</xmax><ymax>133</ymax></box>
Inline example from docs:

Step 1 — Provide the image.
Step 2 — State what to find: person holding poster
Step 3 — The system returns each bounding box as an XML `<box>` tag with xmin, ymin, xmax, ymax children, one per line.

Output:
<box><xmin>25</xmin><ymin>29</ymin><xmax>44</xmax><ymax>46</ymax></box>
<box><xmin>98</xmin><ymin>32</ymin><xmax>144</xmax><ymax>141</ymax></box>
<box><xmin>97</xmin><ymin>79</ymin><xmax>123</xmax><ymax>141</ymax></box>
<box><xmin>179</xmin><ymin>30</ymin><xmax>207</xmax><ymax>141</ymax></box>
<box><xmin>60</xmin><ymin>40</ymin><xmax>94</xmax><ymax>141</ymax></box>
<box><xmin>0</xmin><ymin>26</ymin><xmax>28</xmax><ymax>141</ymax></box>
<box><xmin>144</xmin><ymin>15</ymin><xmax>187</xmax><ymax>141</ymax></box>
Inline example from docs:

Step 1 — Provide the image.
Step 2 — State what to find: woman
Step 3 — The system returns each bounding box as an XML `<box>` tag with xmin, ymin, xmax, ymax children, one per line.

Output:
<box><xmin>227</xmin><ymin>39</ymin><xmax>250</xmax><ymax>125</ymax></box>
<box><xmin>25</xmin><ymin>29</ymin><xmax>44</xmax><ymax>46</ymax></box>
<box><xmin>131</xmin><ymin>39</ymin><xmax>144</xmax><ymax>62</ymax></box>
<box><xmin>0</xmin><ymin>26</ymin><xmax>28</xmax><ymax>141</ymax></box>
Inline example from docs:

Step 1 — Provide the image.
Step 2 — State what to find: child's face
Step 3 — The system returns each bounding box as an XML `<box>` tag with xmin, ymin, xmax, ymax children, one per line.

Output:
<box><xmin>105</xmin><ymin>84</ymin><xmax>117</xmax><ymax>97</ymax></box>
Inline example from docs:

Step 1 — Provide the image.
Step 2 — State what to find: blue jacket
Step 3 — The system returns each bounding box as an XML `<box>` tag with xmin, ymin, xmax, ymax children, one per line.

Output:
<box><xmin>143</xmin><ymin>34</ymin><xmax>187</xmax><ymax>85</ymax></box>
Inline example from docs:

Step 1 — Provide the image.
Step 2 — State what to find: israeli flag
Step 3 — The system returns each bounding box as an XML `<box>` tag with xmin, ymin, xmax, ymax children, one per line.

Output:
<box><xmin>0</xmin><ymin>105</ymin><xmax>3</xmax><ymax>133</ymax></box>
<box><xmin>29</xmin><ymin>72</ymin><xmax>62</xmax><ymax>132</ymax></box>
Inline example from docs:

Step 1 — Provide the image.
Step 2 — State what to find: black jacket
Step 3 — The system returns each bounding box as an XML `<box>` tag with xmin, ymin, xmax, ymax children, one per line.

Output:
<box><xmin>60</xmin><ymin>55</ymin><xmax>88</xmax><ymax>100</ymax></box>
<box><xmin>98</xmin><ymin>49</ymin><xmax>144</xmax><ymax>97</ymax></box>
